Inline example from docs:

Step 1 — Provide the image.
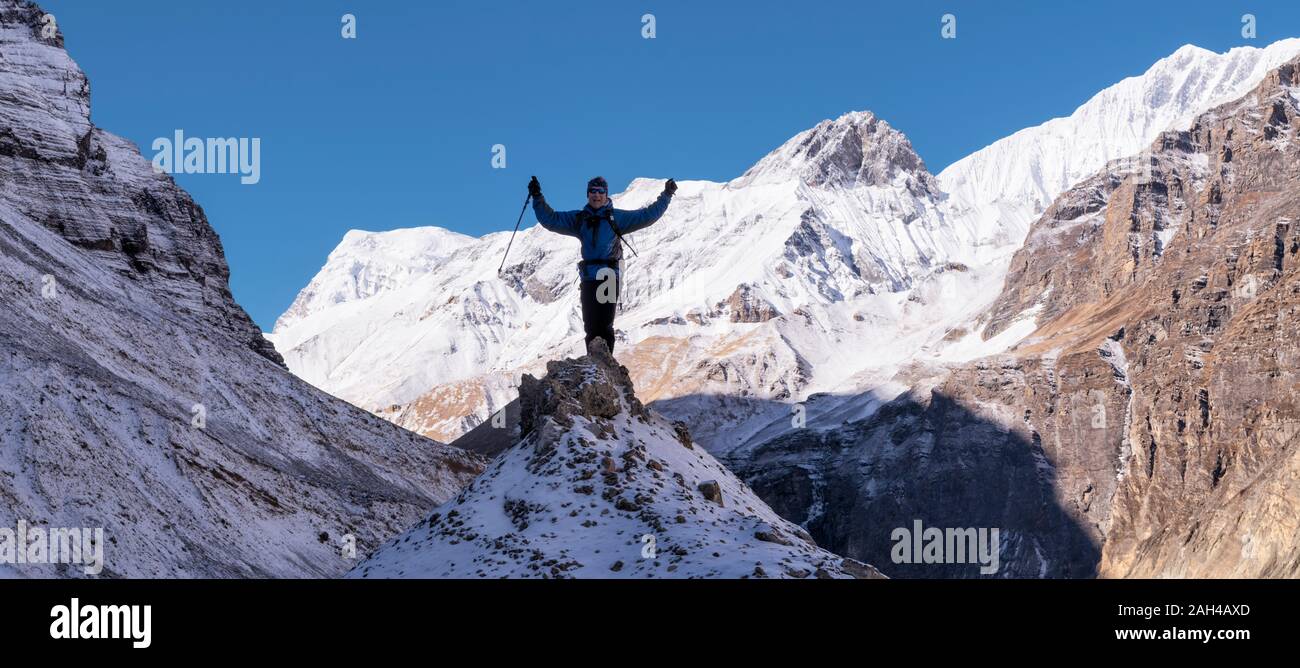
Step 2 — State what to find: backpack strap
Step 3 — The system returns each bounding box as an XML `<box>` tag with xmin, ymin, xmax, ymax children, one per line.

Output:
<box><xmin>577</xmin><ymin>208</ymin><xmax>637</xmax><ymax>259</ymax></box>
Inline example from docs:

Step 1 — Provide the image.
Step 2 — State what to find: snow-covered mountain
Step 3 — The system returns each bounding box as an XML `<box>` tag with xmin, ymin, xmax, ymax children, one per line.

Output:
<box><xmin>744</xmin><ymin>51</ymin><xmax>1300</xmax><ymax>578</ymax></box>
<box><xmin>0</xmin><ymin>0</ymin><xmax>483</xmax><ymax>577</ymax></box>
<box><xmin>274</xmin><ymin>227</ymin><xmax>476</xmax><ymax>335</ymax></box>
<box><xmin>939</xmin><ymin>38</ymin><xmax>1300</xmax><ymax>253</ymax></box>
<box><xmin>271</xmin><ymin>38</ymin><xmax>1300</xmax><ymax>461</ymax></box>
<box><xmin>348</xmin><ymin>341</ymin><xmax>884</xmax><ymax>579</ymax></box>
<box><xmin>269</xmin><ymin>111</ymin><xmax>1004</xmax><ymax>451</ymax></box>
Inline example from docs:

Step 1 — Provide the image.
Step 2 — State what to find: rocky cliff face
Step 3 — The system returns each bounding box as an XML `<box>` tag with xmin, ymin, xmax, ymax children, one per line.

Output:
<box><xmin>733</xmin><ymin>360</ymin><xmax>1114</xmax><ymax>578</ymax></box>
<box><xmin>0</xmin><ymin>0</ymin><xmax>484</xmax><ymax>577</ymax></box>
<box><xmin>349</xmin><ymin>341</ymin><xmax>883</xmax><ymax>579</ymax></box>
<box><xmin>740</xmin><ymin>55</ymin><xmax>1300</xmax><ymax>578</ymax></box>
<box><xmin>977</xmin><ymin>57</ymin><xmax>1300</xmax><ymax>577</ymax></box>
<box><xmin>0</xmin><ymin>1</ymin><xmax>279</xmax><ymax>364</ymax></box>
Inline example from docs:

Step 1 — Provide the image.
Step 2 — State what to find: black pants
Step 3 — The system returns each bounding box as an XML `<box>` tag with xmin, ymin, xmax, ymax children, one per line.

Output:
<box><xmin>579</xmin><ymin>279</ymin><xmax>617</xmax><ymax>354</ymax></box>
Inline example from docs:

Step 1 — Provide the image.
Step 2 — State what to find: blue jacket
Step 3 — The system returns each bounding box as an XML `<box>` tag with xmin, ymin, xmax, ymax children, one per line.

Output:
<box><xmin>533</xmin><ymin>191</ymin><xmax>674</xmax><ymax>281</ymax></box>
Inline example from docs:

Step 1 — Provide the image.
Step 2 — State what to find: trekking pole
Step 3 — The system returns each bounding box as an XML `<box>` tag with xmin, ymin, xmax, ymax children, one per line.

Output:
<box><xmin>497</xmin><ymin>192</ymin><xmax>532</xmax><ymax>276</ymax></box>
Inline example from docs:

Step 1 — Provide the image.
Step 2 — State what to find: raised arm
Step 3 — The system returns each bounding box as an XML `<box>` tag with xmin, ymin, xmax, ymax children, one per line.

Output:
<box><xmin>529</xmin><ymin>176</ymin><xmax>578</xmax><ymax>236</ymax></box>
<box><xmin>615</xmin><ymin>179</ymin><xmax>677</xmax><ymax>235</ymax></box>
<box><xmin>532</xmin><ymin>196</ymin><xmax>579</xmax><ymax>236</ymax></box>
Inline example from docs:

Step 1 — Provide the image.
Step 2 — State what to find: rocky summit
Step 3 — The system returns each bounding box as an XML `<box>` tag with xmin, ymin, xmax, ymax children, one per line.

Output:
<box><xmin>348</xmin><ymin>340</ymin><xmax>883</xmax><ymax>579</ymax></box>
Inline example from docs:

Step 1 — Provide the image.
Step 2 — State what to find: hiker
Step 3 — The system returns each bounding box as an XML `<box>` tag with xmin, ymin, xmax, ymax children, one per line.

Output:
<box><xmin>528</xmin><ymin>175</ymin><xmax>677</xmax><ymax>355</ymax></box>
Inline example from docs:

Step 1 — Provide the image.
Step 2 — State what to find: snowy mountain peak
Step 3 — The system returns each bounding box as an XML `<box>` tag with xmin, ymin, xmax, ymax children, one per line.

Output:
<box><xmin>938</xmin><ymin>37</ymin><xmax>1300</xmax><ymax>251</ymax></box>
<box><xmin>0</xmin><ymin>1</ymin><xmax>89</xmax><ymax>138</ymax></box>
<box><xmin>1166</xmin><ymin>43</ymin><xmax>1213</xmax><ymax>60</ymax></box>
<box><xmin>270</xmin><ymin>39</ymin><xmax>1300</xmax><ymax>453</ymax></box>
<box><xmin>734</xmin><ymin>109</ymin><xmax>939</xmax><ymax>195</ymax></box>
<box><xmin>272</xmin><ymin>226</ymin><xmax>475</xmax><ymax>332</ymax></box>
<box><xmin>348</xmin><ymin>340</ymin><xmax>885</xmax><ymax>579</ymax></box>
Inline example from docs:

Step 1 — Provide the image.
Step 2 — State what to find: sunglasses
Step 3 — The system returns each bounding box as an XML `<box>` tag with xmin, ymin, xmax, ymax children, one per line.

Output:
<box><xmin>588</xmin><ymin>187</ymin><xmax>607</xmax><ymax>194</ymax></box>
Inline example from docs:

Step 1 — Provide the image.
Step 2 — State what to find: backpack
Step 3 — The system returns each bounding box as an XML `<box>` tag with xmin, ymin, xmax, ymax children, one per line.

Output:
<box><xmin>575</xmin><ymin>208</ymin><xmax>638</xmax><ymax>309</ymax></box>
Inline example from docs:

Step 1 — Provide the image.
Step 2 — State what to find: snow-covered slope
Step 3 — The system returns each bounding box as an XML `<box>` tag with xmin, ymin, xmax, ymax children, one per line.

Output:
<box><xmin>939</xmin><ymin>39</ymin><xmax>1300</xmax><ymax>252</ymax></box>
<box><xmin>0</xmin><ymin>0</ymin><xmax>483</xmax><ymax>578</ymax></box>
<box><xmin>347</xmin><ymin>341</ymin><xmax>883</xmax><ymax>579</ymax></box>
<box><xmin>273</xmin><ymin>227</ymin><xmax>475</xmax><ymax>334</ymax></box>
<box><xmin>272</xmin><ymin>39</ymin><xmax>1300</xmax><ymax>458</ymax></box>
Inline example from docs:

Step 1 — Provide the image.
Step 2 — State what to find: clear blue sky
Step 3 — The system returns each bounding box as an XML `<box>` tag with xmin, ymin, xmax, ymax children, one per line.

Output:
<box><xmin>38</xmin><ymin>0</ymin><xmax>1300</xmax><ymax>329</ymax></box>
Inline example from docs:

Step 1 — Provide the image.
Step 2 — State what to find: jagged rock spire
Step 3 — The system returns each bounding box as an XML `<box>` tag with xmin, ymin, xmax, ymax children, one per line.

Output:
<box><xmin>735</xmin><ymin>110</ymin><xmax>939</xmax><ymax>196</ymax></box>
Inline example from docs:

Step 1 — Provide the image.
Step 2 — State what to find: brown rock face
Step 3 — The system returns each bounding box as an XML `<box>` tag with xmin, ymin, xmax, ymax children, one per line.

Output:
<box><xmin>987</xmin><ymin>58</ymin><xmax>1300</xmax><ymax>577</ymax></box>
<box><xmin>719</xmin><ymin>283</ymin><xmax>780</xmax><ymax>323</ymax></box>
<box><xmin>740</xmin><ymin>56</ymin><xmax>1300</xmax><ymax>578</ymax></box>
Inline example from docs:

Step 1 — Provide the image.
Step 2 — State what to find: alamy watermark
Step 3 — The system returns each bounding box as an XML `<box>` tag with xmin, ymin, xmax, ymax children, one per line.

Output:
<box><xmin>50</xmin><ymin>598</ymin><xmax>151</xmax><ymax>648</ymax></box>
<box><xmin>152</xmin><ymin>130</ymin><xmax>261</xmax><ymax>185</ymax></box>
<box><xmin>41</xmin><ymin>273</ymin><xmax>58</xmax><ymax>299</ymax></box>
<box><xmin>0</xmin><ymin>520</ymin><xmax>104</xmax><ymax>575</ymax></box>
<box><xmin>891</xmin><ymin>519</ymin><xmax>1000</xmax><ymax>575</ymax></box>
<box><xmin>40</xmin><ymin>13</ymin><xmax>57</xmax><ymax>40</ymax></box>
<box><xmin>640</xmin><ymin>533</ymin><xmax>656</xmax><ymax>559</ymax></box>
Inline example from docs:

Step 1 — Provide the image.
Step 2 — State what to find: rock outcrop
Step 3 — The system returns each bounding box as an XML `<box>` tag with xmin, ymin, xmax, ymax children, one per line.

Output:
<box><xmin>349</xmin><ymin>340</ymin><xmax>883</xmax><ymax>579</ymax></box>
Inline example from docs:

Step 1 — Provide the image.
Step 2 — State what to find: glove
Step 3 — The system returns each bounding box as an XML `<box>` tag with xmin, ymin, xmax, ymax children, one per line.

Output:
<box><xmin>663</xmin><ymin>178</ymin><xmax>677</xmax><ymax>196</ymax></box>
<box><xmin>528</xmin><ymin>176</ymin><xmax>542</xmax><ymax>199</ymax></box>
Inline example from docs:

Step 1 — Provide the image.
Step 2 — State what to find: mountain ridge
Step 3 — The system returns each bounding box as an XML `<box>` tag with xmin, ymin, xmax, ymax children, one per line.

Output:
<box><xmin>0</xmin><ymin>0</ymin><xmax>485</xmax><ymax>578</ymax></box>
<box><xmin>742</xmin><ymin>50</ymin><xmax>1300</xmax><ymax>578</ymax></box>
<box><xmin>269</xmin><ymin>38</ymin><xmax>1300</xmax><ymax>502</ymax></box>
